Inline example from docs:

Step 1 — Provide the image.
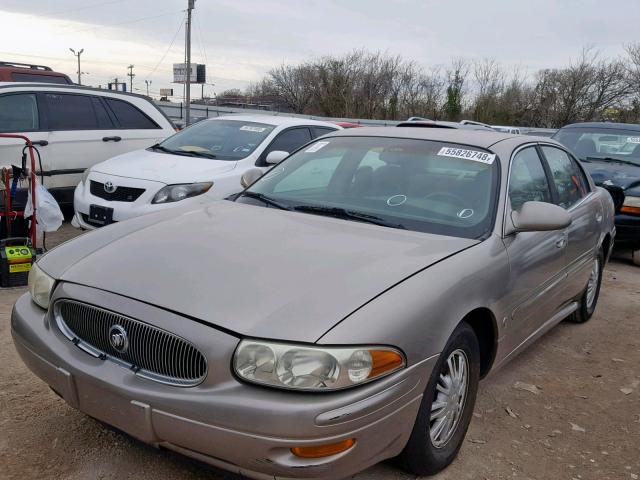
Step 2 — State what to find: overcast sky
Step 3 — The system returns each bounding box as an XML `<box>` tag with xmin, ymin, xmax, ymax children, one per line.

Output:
<box><xmin>1</xmin><ymin>0</ymin><xmax>639</xmax><ymax>99</ymax></box>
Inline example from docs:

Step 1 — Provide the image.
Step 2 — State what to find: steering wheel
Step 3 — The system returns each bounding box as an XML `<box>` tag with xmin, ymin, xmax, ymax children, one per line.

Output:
<box><xmin>424</xmin><ymin>191</ymin><xmax>466</xmax><ymax>206</ymax></box>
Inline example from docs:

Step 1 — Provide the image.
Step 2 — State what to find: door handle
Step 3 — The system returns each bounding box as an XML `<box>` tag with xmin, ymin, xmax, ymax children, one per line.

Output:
<box><xmin>555</xmin><ymin>237</ymin><xmax>567</xmax><ymax>249</ymax></box>
<box><xmin>31</xmin><ymin>140</ymin><xmax>48</xmax><ymax>146</ymax></box>
<box><xmin>595</xmin><ymin>213</ymin><xmax>603</xmax><ymax>223</ymax></box>
<box><xmin>102</xmin><ymin>136</ymin><xmax>122</xmax><ymax>142</ymax></box>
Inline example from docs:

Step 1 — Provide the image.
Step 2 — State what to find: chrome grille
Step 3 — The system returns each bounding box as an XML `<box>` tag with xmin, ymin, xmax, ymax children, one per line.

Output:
<box><xmin>54</xmin><ymin>299</ymin><xmax>207</xmax><ymax>387</ymax></box>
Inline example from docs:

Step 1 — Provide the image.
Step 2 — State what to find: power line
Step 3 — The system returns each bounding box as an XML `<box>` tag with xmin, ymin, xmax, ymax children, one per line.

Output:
<box><xmin>195</xmin><ymin>13</ymin><xmax>208</xmax><ymax>67</ymax></box>
<box><xmin>40</xmin><ymin>0</ymin><xmax>127</xmax><ymax>17</ymax></box>
<box><xmin>61</xmin><ymin>9</ymin><xmax>184</xmax><ymax>35</ymax></box>
<box><xmin>144</xmin><ymin>12</ymin><xmax>186</xmax><ymax>80</ymax></box>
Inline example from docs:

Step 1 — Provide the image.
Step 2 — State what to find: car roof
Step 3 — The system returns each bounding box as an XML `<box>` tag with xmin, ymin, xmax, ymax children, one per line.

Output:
<box><xmin>560</xmin><ymin>122</ymin><xmax>640</xmax><ymax>132</ymax></box>
<box><xmin>0</xmin><ymin>82</ymin><xmax>154</xmax><ymax>101</ymax></box>
<box><xmin>326</xmin><ymin>126</ymin><xmax>517</xmax><ymax>149</ymax></box>
<box><xmin>211</xmin><ymin>114</ymin><xmax>340</xmax><ymax>128</ymax></box>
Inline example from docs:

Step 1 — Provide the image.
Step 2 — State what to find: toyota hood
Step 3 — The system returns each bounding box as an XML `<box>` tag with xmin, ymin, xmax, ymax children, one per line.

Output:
<box><xmin>91</xmin><ymin>148</ymin><xmax>237</xmax><ymax>183</ymax></box>
<box><xmin>39</xmin><ymin>201</ymin><xmax>478</xmax><ymax>343</ymax></box>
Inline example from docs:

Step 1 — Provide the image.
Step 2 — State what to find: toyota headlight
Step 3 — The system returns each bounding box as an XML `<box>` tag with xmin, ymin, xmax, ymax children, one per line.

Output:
<box><xmin>28</xmin><ymin>263</ymin><xmax>55</xmax><ymax>309</ymax></box>
<box><xmin>152</xmin><ymin>182</ymin><xmax>213</xmax><ymax>204</ymax></box>
<box><xmin>233</xmin><ymin>340</ymin><xmax>405</xmax><ymax>391</ymax></box>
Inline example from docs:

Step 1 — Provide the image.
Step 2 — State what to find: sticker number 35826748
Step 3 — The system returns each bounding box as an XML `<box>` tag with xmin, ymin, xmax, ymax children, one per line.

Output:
<box><xmin>437</xmin><ymin>147</ymin><xmax>496</xmax><ymax>164</ymax></box>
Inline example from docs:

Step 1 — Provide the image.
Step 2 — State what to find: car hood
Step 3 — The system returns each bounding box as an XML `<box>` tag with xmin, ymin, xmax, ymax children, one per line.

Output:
<box><xmin>582</xmin><ymin>160</ymin><xmax>640</xmax><ymax>191</ymax></box>
<box><xmin>91</xmin><ymin>149</ymin><xmax>237</xmax><ymax>183</ymax></box>
<box><xmin>40</xmin><ymin>201</ymin><xmax>478</xmax><ymax>343</ymax></box>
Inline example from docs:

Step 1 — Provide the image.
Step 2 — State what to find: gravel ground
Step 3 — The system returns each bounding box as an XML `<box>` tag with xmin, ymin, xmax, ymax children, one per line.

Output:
<box><xmin>1</xmin><ymin>225</ymin><xmax>639</xmax><ymax>480</ymax></box>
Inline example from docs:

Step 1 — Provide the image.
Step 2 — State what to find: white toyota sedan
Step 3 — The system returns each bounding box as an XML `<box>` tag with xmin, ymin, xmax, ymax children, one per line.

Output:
<box><xmin>73</xmin><ymin>114</ymin><xmax>339</xmax><ymax>229</ymax></box>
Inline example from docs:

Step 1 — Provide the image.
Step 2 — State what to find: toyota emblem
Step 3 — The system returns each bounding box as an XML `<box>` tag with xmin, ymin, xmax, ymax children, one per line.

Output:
<box><xmin>108</xmin><ymin>324</ymin><xmax>129</xmax><ymax>353</ymax></box>
<box><xmin>104</xmin><ymin>181</ymin><xmax>116</xmax><ymax>194</ymax></box>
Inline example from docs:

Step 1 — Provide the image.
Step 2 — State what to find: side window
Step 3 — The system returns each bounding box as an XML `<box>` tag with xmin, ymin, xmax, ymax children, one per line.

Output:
<box><xmin>570</xmin><ymin>157</ymin><xmax>591</xmax><ymax>195</ymax></box>
<box><xmin>44</xmin><ymin>93</ymin><xmax>99</xmax><ymax>130</ymax></box>
<box><xmin>266</xmin><ymin>128</ymin><xmax>312</xmax><ymax>155</ymax></box>
<box><xmin>508</xmin><ymin>147</ymin><xmax>552</xmax><ymax>211</ymax></box>
<box><xmin>91</xmin><ymin>97</ymin><xmax>114</xmax><ymax>129</ymax></box>
<box><xmin>541</xmin><ymin>146</ymin><xmax>586</xmax><ymax>209</ymax></box>
<box><xmin>0</xmin><ymin>94</ymin><xmax>39</xmax><ymax>132</ymax></box>
<box><xmin>104</xmin><ymin>98</ymin><xmax>159</xmax><ymax>129</ymax></box>
<box><xmin>311</xmin><ymin>126</ymin><xmax>336</xmax><ymax>138</ymax></box>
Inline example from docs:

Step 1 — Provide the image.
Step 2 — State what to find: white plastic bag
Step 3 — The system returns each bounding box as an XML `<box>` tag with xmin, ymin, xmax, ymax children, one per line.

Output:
<box><xmin>24</xmin><ymin>179</ymin><xmax>64</xmax><ymax>232</ymax></box>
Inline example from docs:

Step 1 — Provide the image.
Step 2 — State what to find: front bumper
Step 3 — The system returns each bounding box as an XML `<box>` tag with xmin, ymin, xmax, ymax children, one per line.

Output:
<box><xmin>73</xmin><ymin>174</ymin><xmax>209</xmax><ymax>230</ymax></box>
<box><xmin>11</xmin><ymin>284</ymin><xmax>434</xmax><ymax>480</ymax></box>
<box><xmin>614</xmin><ymin>213</ymin><xmax>640</xmax><ymax>249</ymax></box>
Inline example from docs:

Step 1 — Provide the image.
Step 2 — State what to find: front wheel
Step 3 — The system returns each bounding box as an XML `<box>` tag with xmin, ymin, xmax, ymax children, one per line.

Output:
<box><xmin>397</xmin><ymin>322</ymin><xmax>480</xmax><ymax>476</ymax></box>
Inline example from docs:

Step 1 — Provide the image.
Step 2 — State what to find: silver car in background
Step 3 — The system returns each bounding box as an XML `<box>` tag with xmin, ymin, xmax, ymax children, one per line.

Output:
<box><xmin>12</xmin><ymin>128</ymin><xmax>614</xmax><ymax>479</ymax></box>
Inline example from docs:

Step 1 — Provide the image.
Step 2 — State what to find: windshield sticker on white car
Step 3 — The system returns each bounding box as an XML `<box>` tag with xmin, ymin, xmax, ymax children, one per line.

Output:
<box><xmin>305</xmin><ymin>141</ymin><xmax>330</xmax><ymax>153</ymax></box>
<box><xmin>437</xmin><ymin>147</ymin><xmax>496</xmax><ymax>164</ymax></box>
<box><xmin>240</xmin><ymin>125</ymin><xmax>267</xmax><ymax>133</ymax></box>
<box><xmin>626</xmin><ymin>136</ymin><xmax>640</xmax><ymax>144</ymax></box>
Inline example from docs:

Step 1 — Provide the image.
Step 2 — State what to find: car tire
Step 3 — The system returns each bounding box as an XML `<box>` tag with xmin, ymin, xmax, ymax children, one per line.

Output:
<box><xmin>569</xmin><ymin>248</ymin><xmax>604</xmax><ymax>323</ymax></box>
<box><xmin>396</xmin><ymin>322</ymin><xmax>480</xmax><ymax>476</ymax></box>
<box><xmin>632</xmin><ymin>248</ymin><xmax>640</xmax><ymax>267</ymax></box>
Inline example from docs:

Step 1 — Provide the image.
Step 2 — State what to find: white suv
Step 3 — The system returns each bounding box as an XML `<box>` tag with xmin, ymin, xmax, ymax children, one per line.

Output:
<box><xmin>0</xmin><ymin>83</ymin><xmax>175</xmax><ymax>207</ymax></box>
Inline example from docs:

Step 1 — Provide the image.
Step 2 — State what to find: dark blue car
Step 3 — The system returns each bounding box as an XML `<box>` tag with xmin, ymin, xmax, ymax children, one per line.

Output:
<box><xmin>553</xmin><ymin>122</ymin><xmax>640</xmax><ymax>265</ymax></box>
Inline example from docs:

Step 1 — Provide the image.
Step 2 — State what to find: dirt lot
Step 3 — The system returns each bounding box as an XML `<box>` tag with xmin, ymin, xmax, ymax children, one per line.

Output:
<box><xmin>1</xmin><ymin>225</ymin><xmax>639</xmax><ymax>480</ymax></box>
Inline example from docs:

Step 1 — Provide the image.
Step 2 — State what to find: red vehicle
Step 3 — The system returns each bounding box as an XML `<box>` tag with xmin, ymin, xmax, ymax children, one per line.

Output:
<box><xmin>333</xmin><ymin>121</ymin><xmax>363</xmax><ymax>129</ymax></box>
<box><xmin>0</xmin><ymin>61</ymin><xmax>73</xmax><ymax>84</ymax></box>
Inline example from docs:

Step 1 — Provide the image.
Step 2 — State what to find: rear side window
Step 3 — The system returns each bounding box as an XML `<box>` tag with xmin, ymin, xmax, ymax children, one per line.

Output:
<box><xmin>0</xmin><ymin>94</ymin><xmax>39</xmax><ymax>132</ymax></box>
<box><xmin>508</xmin><ymin>147</ymin><xmax>552</xmax><ymax>211</ymax></box>
<box><xmin>44</xmin><ymin>93</ymin><xmax>100</xmax><ymax>130</ymax></box>
<box><xmin>11</xmin><ymin>73</ymin><xmax>70</xmax><ymax>84</ymax></box>
<box><xmin>541</xmin><ymin>146</ymin><xmax>587</xmax><ymax>209</ymax></box>
<box><xmin>312</xmin><ymin>126</ymin><xmax>336</xmax><ymax>138</ymax></box>
<box><xmin>104</xmin><ymin>98</ymin><xmax>159</xmax><ymax>129</ymax></box>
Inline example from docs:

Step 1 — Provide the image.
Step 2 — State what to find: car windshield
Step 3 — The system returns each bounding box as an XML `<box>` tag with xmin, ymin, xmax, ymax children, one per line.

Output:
<box><xmin>238</xmin><ymin>136</ymin><xmax>500</xmax><ymax>239</ymax></box>
<box><xmin>154</xmin><ymin>119</ymin><xmax>276</xmax><ymax>160</ymax></box>
<box><xmin>553</xmin><ymin>126</ymin><xmax>640</xmax><ymax>166</ymax></box>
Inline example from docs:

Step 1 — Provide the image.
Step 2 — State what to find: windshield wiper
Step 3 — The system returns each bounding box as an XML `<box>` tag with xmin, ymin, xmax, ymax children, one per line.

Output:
<box><xmin>584</xmin><ymin>156</ymin><xmax>640</xmax><ymax>167</ymax></box>
<box><xmin>149</xmin><ymin>144</ymin><xmax>176</xmax><ymax>153</ymax></box>
<box><xmin>294</xmin><ymin>205</ymin><xmax>406</xmax><ymax>230</ymax></box>
<box><xmin>241</xmin><ymin>191</ymin><xmax>292</xmax><ymax>210</ymax></box>
<box><xmin>175</xmin><ymin>150</ymin><xmax>217</xmax><ymax>159</ymax></box>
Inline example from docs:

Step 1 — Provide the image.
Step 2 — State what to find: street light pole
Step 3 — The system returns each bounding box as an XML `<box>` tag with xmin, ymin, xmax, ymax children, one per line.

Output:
<box><xmin>127</xmin><ymin>65</ymin><xmax>135</xmax><ymax>93</ymax></box>
<box><xmin>69</xmin><ymin>48</ymin><xmax>84</xmax><ymax>85</ymax></box>
<box><xmin>185</xmin><ymin>0</ymin><xmax>195</xmax><ymax>125</ymax></box>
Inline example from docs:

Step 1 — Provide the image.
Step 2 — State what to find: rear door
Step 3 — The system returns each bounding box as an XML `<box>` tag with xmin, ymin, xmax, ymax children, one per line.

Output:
<box><xmin>502</xmin><ymin>146</ymin><xmax>568</xmax><ymax>352</ymax></box>
<box><xmin>539</xmin><ymin>145</ymin><xmax>600</xmax><ymax>298</ymax></box>
<box><xmin>102</xmin><ymin>96</ymin><xmax>170</xmax><ymax>152</ymax></box>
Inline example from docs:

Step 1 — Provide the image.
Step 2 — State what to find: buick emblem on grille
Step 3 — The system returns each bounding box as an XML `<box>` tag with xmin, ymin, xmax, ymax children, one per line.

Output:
<box><xmin>104</xmin><ymin>181</ymin><xmax>116</xmax><ymax>194</ymax></box>
<box><xmin>109</xmin><ymin>324</ymin><xmax>129</xmax><ymax>353</ymax></box>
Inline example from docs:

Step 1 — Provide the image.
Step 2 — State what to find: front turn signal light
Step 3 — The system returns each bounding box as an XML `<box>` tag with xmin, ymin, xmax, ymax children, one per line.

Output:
<box><xmin>291</xmin><ymin>438</ymin><xmax>356</xmax><ymax>458</ymax></box>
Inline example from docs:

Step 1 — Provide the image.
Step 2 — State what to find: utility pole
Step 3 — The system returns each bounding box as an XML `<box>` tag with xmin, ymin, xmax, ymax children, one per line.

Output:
<box><xmin>145</xmin><ymin>79</ymin><xmax>152</xmax><ymax>97</ymax></box>
<box><xmin>69</xmin><ymin>48</ymin><xmax>84</xmax><ymax>85</ymax></box>
<box><xmin>127</xmin><ymin>65</ymin><xmax>135</xmax><ymax>93</ymax></box>
<box><xmin>185</xmin><ymin>0</ymin><xmax>195</xmax><ymax>125</ymax></box>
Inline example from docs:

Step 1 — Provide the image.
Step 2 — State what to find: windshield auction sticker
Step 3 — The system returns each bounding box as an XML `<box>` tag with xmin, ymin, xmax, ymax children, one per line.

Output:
<box><xmin>305</xmin><ymin>141</ymin><xmax>330</xmax><ymax>153</ymax></box>
<box><xmin>240</xmin><ymin>125</ymin><xmax>267</xmax><ymax>133</ymax></box>
<box><xmin>437</xmin><ymin>147</ymin><xmax>496</xmax><ymax>164</ymax></box>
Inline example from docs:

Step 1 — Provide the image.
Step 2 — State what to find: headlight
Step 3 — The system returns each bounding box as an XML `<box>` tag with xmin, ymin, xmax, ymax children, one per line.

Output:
<box><xmin>622</xmin><ymin>195</ymin><xmax>640</xmax><ymax>208</ymax></box>
<box><xmin>152</xmin><ymin>182</ymin><xmax>213</xmax><ymax>204</ymax></box>
<box><xmin>621</xmin><ymin>194</ymin><xmax>640</xmax><ymax>215</ymax></box>
<box><xmin>233</xmin><ymin>340</ymin><xmax>405</xmax><ymax>391</ymax></box>
<box><xmin>81</xmin><ymin>168</ymin><xmax>91</xmax><ymax>185</ymax></box>
<box><xmin>28</xmin><ymin>263</ymin><xmax>55</xmax><ymax>309</ymax></box>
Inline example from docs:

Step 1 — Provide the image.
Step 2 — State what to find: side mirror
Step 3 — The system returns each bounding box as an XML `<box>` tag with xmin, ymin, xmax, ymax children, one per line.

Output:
<box><xmin>240</xmin><ymin>168</ymin><xmax>264</xmax><ymax>189</ymax></box>
<box><xmin>265</xmin><ymin>150</ymin><xmax>289</xmax><ymax>165</ymax></box>
<box><xmin>599</xmin><ymin>183</ymin><xmax>625</xmax><ymax>213</ymax></box>
<box><xmin>511</xmin><ymin>201</ymin><xmax>572</xmax><ymax>232</ymax></box>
